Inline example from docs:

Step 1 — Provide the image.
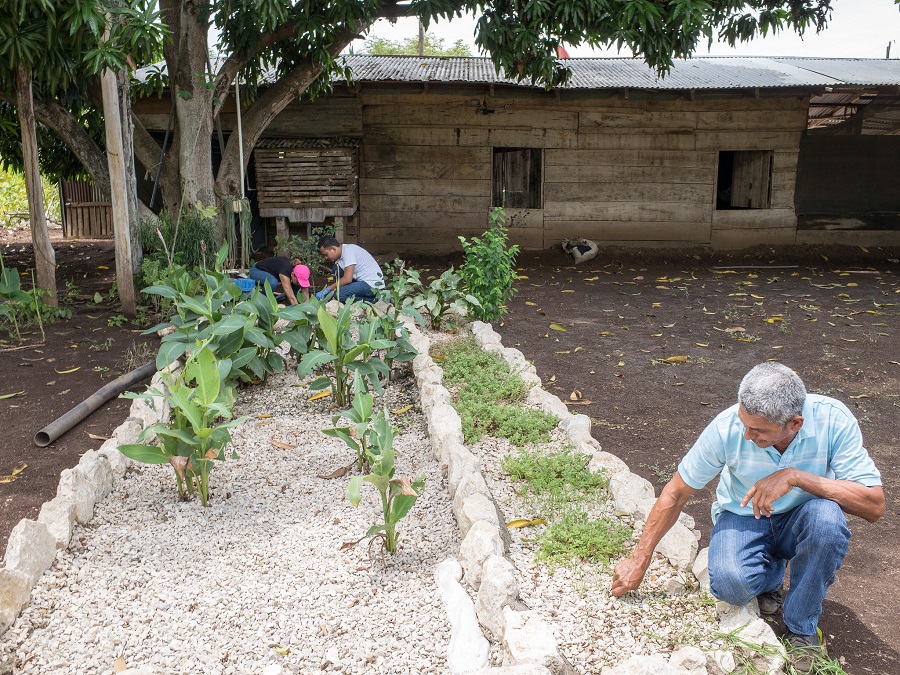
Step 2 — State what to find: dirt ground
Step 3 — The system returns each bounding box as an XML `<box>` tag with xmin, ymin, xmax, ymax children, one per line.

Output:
<box><xmin>0</xmin><ymin>226</ymin><xmax>156</xmax><ymax>557</ymax></box>
<box><xmin>1</xmin><ymin>229</ymin><xmax>898</xmax><ymax>673</ymax></box>
<box><xmin>496</xmin><ymin>245</ymin><xmax>900</xmax><ymax>675</ymax></box>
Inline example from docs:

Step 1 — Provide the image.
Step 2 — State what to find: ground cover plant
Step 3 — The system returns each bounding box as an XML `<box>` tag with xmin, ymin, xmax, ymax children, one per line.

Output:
<box><xmin>437</xmin><ymin>336</ymin><xmax>557</xmax><ymax>445</ymax></box>
<box><xmin>501</xmin><ymin>446</ymin><xmax>629</xmax><ymax>571</ymax></box>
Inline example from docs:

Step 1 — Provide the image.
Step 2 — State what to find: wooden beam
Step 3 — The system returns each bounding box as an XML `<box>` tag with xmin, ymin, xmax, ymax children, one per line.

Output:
<box><xmin>101</xmin><ymin>66</ymin><xmax>137</xmax><ymax>317</ymax></box>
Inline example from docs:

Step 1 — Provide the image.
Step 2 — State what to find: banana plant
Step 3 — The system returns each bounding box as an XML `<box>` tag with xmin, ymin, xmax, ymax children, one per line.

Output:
<box><xmin>297</xmin><ymin>300</ymin><xmax>393</xmax><ymax>407</ymax></box>
<box><xmin>120</xmin><ymin>343</ymin><xmax>248</xmax><ymax>506</ymax></box>
<box><xmin>346</xmin><ymin>409</ymin><xmax>425</xmax><ymax>554</ymax></box>
<box><xmin>322</xmin><ymin>378</ymin><xmax>374</xmax><ymax>472</ymax></box>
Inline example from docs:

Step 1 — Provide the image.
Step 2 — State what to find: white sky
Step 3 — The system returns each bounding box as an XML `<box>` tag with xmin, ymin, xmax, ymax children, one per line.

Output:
<box><xmin>355</xmin><ymin>0</ymin><xmax>900</xmax><ymax>60</ymax></box>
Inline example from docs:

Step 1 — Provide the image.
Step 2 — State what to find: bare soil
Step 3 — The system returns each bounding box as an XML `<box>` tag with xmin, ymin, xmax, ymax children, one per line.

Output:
<box><xmin>0</xmin><ymin>226</ymin><xmax>155</xmax><ymax>557</ymax></box>
<box><xmin>2</xmin><ymin>228</ymin><xmax>898</xmax><ymax>673</ymax></box>
<box><xmin>495</xmin><ymin>245</ymin><xmax>900</xmax><ymax>675</ymax></box>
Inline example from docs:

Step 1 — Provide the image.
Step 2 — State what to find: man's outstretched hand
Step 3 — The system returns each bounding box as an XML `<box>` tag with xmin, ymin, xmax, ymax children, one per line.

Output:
<box><xmin>611</xmin><ymin>555</ymin><xmax>648</xmax><ymax>597</ymax></box>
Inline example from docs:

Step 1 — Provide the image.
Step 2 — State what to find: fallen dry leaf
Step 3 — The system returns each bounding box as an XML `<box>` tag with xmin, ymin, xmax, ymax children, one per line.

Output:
<box><xmin>112</xmin><ymin>656</ymin><xmax>127</xmax><ymax>673</ymax></box>
<box><xmin>391</xmin><ymin>404</ymin><xmax>414</xmax><ymax>415</ymax></box>
<box><xmin>565</xmin><ymin>399</ymin><xmax>593</xmax><ymax>405</ymax></box>
<box><xmin>549</xmin><ymin>323</ymin><xmax>567</xmax><ymax>331</ymax></box>
<box><xmin>87</xmin><ymin>433</ymin><xmax>110</xmax><ymax>441</ymax></box>
<box><xmin>271</xmin><ymin>438</ymin><xmax>296</xmax><ymax>450</ymax></box>
<box><xmin>570</xmin><ymin>390</ymin><xmax>582</xmax><ymax>401</ymax></box>
<box><xmin>507</xmin><ymin>518</ymin><xmax>548</xmax><ymax>528</ymax></box>
<box><xmin>55</xmin><ymin>367</ymin><xmax>80</xmax><ymax>374</ymax></box>
<box><xmin>0</xmin><ymin>391</ymin><xmax>24</xmax><ymax>400</ymax></box>
<box><xmin>318</xmin><ymin>464</ymin><xmax>352</xmax><ymax>479</ymax></box>
<box><xmin>307</xmin><ymin>390</ymin><xmax>331</xmax><ymax>401</ymax></box>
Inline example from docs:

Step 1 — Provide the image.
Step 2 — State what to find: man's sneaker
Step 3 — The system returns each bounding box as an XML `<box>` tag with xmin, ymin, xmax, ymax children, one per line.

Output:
<box><xmin>757</xmin><ymin>589</ymin><xmax>784</xmax><ymax>615</ymax></box>
<box><xmin>784</xmin><ymin>629</ymin><xmax>827</xmax><ymax>674</ymax></box>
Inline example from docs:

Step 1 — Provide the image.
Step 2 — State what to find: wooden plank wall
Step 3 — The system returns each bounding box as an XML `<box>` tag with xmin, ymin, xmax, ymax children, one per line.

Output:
<box><xmin>356</xmin><ymin>88</ymin><xmax>809</xmax><ymax>252</ymax></box>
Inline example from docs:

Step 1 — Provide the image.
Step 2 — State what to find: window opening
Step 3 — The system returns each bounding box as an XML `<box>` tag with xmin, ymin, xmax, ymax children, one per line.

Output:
<box><xmin>716</xmin><ymin>150</ymin><xmax>773</xmax><ymax>210</ymax></box>
<box><xmin>492</xmin><ymin>148</ymin><xmax>542</xmax><ymax>209</ymax></box>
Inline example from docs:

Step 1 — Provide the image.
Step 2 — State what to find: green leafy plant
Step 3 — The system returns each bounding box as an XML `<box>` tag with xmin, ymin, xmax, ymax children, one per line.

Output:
<box><xmin>296</xmin><ymin>300</ymin><xmax>393</xmax><ymax>407</ymax></box>
<box><xmin>0</xmin><ymin>252</ymin><xmax>71</xmax><ymax>340</ymax></box>
<box><xmin>381</xmin><ymin>259</ymin><xmax>422</xmax><ymax>309</ymax></box>
<box><xmin>347</xmin><ymin>408</ymin><xmax>425</xmax><ymax>555</ymax></box>
<box><xmin>142</xmin><ymin>243</ymin><xmax>310</xmax><ymax>384</ymax></box>
<box><xmin>458</xmin><ymin>207</ymin><xmax>520</xmax><ymax>322</ymax></box>
<box><xmin>120</xmin><ymin>344</ymin><xmax>248</xmax><ymax>506</ymax></box>
<box><xmin>139</xmin><ymin>205</ymin><xmax>217</xmax><ymax>270</ymax></box>
<box><xmin>413</xmin><ymin>267</ymin><xmax>481</xmax><ymax>329</ymax></box>
<box><xmin>107</xmin><ymin>313</ymin><xmax>127</xmax><ymax>327</ymax></box>
<box><xmin>368</xmin><ymin>303</ymin><xmax>419</xmax><ymax>378</ymax></box>
<box><xmin>438</xmin><ymin>336</ymin><xmax>556</xmax><ymax>445</ymax></box>
<box><xmin>322</xmin><ymin>378</ymin><xmax>375</xmax><ymax>472</ymax></box>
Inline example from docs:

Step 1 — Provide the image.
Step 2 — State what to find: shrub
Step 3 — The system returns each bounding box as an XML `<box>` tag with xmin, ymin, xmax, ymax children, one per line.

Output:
<box><xmin>139</xmin><ymin>204</ymin><xmax>217</xmax><ymax>270</ymax></box>
<box><xmin>458</xmin><ymin>207</ymin><xmax>520</xmax><ymax>322</ymax></box>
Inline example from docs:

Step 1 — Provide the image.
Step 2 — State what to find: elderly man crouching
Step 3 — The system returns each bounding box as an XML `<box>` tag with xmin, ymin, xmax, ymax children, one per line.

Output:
<box><xmin>611</xmin><ymin>362</ymin><xmax>884</xmax><ymax>673</ymax></box>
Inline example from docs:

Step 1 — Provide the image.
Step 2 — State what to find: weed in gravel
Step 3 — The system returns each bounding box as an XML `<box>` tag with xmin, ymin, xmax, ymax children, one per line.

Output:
<box><xmin>438</xmin><ymin>336</ymin><xmax>557</xmax><ymax>445</ymax></box>
<box><xmin>534</xmin><ymin>511</ymin><xmax>630</xmax><ymax>571</ymax></box>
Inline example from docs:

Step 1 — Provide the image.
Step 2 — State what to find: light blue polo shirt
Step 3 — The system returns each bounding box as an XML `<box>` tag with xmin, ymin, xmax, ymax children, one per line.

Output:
<box><xmin>678</xmin><ymin>394</ymin><xmax>882</xmax><ymax>523</ymax></box>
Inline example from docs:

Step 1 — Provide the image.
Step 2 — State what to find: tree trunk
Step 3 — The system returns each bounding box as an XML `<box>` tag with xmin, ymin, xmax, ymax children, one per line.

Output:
<box><xmin>32</xmin><ymin>98</ymin><xmax>112</xmax><ymax>200</ymax></box>
<box><xmin>213</xmin><ymin>26</ymin><xmax>363</xmax><ymax>211</ymax></box>
<box><xmin>172</xmin><ymin>2</ymin><xmax>215</xmax><ymax>218</ymax></box>
<box><xmin>15</xmin><ymin>63</ymin><xmax>57</xmax><ymax>306</ymax></box>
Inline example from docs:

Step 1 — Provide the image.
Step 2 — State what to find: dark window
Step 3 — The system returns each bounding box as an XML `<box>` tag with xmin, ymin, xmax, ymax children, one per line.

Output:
<box><xmin>492</xmin><ymin>148</ymin><xmax>542</xmax><ymax>209</ymax></box>
<box><xmin>716</xmin><ymin>150</ymin><xmax>773</xmax><ymax>210</ymax></box>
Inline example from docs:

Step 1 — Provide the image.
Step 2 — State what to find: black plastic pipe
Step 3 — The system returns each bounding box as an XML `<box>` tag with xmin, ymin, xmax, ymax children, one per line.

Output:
<box><xmin>34</xmin><ymin>360</ymin><xmax>157</xmax><ymax>447</ymax></box>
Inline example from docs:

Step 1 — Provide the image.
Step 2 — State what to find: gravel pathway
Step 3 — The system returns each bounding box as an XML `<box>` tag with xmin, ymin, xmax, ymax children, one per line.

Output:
<box><xmin>1</xmin><ymin>363</ymin><xmax>459</xmax><ymax>675</ymax></box>
<box><xmin>474</xmin><ymin>431</ymin><xmax>721</xmax><ymax>673</ymax></box>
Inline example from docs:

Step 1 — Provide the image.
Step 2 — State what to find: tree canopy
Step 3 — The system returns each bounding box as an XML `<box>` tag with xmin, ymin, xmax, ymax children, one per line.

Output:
<box><xmin>363</xmin><ymin>33</ymin><xmax>473</xmax><ymax>56</ymax></box>
<box><xmin>1</xmin><ymin>0</ymin><xmax>847</xmax><ymax>234</ymax></box>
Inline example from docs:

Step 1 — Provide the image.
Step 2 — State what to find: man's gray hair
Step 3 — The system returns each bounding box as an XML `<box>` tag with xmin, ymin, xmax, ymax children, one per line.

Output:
<box><xmin>738</xmin><ymin>363</ymin><xmax>806</xmax><ymax>426</ymax></box>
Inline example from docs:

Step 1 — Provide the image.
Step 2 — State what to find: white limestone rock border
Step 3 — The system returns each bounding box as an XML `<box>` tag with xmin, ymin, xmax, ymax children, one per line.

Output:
<box><xmin>0</xmin><ymin>362</ymin><xmax>176</xmax><ymax>637</ymax></box>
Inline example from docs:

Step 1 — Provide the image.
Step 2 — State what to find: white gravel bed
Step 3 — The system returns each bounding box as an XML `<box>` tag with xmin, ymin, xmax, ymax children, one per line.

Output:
<box><xmin>472</xmin><ymin>430</ymin><xmax>720</xmax><ymax>673</ymax></box>
<box><xmin>1</xmin><ymin>363</ymin><xmax>459</xmax><ymax>674</ymax></box>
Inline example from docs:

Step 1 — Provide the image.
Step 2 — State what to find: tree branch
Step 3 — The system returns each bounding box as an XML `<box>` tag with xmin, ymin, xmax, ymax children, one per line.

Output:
<box><xmin>214</xmin><ymin>23</ymin><xmax>364</xmax><ymax>199</ymax></box>
<box><xmin>31</xmin><ymin>98</ymin><xmax>111</xmax><ymax>198</ymax></box>
<box><xmin>212</xmin><ymin>1</ymin><xmax>401</xmax><ymax>119</ymax></box>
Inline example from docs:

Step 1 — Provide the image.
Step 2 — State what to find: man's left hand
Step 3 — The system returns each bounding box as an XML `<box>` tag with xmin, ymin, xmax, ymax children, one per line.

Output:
<box><xmin>741</xmin><ymin>468</ymin><xmax>797</xmax><ymax>518</ymax></box>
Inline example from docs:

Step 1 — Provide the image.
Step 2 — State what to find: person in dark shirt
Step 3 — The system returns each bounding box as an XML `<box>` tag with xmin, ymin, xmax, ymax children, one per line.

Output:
<box><xmin>248</xmin><ymin>256</ymin><xmax>310</xmax><ymax>305</ymax></box>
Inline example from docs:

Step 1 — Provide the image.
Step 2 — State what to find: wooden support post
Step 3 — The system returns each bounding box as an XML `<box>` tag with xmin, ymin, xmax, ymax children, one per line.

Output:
<box><xmin>275</xmin><ymin>216</ymin><xmax>289</xmax><ymax>249</ymax></box>
<box><xmin>101</xmin><ymin>67</ymin><xmax>137</xmax><ymax>317</ymax></box>
<box><xmin>15</xmin><ymin>63</ymin><xmax>57</xmax><ymax>305</ymax></box>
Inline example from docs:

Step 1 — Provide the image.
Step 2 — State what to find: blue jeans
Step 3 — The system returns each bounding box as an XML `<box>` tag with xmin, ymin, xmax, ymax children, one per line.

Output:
<box><xmin>331</xmin><ymin>265</ymin><xmax>377</xmax><ymax>303</ymax></box>
<box><xmin>708</xmin><ymin>499</ymin><xmax>850</xmax><ymax>636</ymax></box>
<box><xmin>249</xmin><ymin>265</ymin><xmax>278</xmax><ymax>293</ymax></box>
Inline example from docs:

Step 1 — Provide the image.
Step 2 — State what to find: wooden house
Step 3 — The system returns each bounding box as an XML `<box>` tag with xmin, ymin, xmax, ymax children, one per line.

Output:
<box><xmin>135</xmin><ymin>56</ymin><xmax>900</xmax><ymax>253</ymax></box>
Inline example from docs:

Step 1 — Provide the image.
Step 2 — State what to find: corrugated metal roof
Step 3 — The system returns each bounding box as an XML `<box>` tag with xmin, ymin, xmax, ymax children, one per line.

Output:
<box><xmin>338</xmin><ymin>55</ymin><xmax>900</xmax><ymax>90</ymax></box>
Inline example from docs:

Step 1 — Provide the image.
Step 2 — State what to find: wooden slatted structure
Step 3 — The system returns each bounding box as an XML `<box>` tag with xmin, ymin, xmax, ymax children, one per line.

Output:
<box><xmin>60</xmin><ymin>179</ymin><xmax>113</xmax><ymax>239</ymax></box>
<box><xmin>254</xmin><ymin>139</ymin><xmax>359</xmax><ymax>223</ymax></box>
